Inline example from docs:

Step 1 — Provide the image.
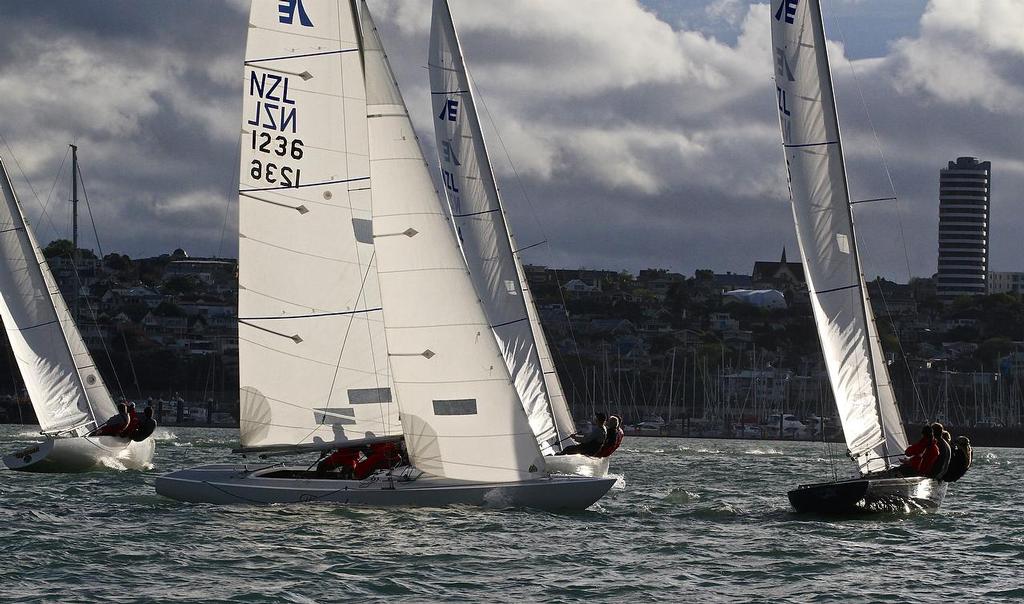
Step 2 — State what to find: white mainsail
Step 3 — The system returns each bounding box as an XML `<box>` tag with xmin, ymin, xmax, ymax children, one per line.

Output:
<box><xmin>428</xmin><ymin>0</ymin><xmax>570</xmax><ymax>452</ymax></box>
<box><xmin>771</xmin><ymin>0</ymin><xmax>907</xmax><ymax>474</ymax></box>
<box><xmin>0</xmin><ymin>159</ymin><xmax>117</xmax><ymax>434</ymax></box>
<box><xmin>238</xmin><ymin>0</ymin><xmax>399</xmax><ymax>451</ymax></box>
<box><xmin>361</xmin><ymin>1</ymin><xmax>546</xmax><ymax>482</ymax></box>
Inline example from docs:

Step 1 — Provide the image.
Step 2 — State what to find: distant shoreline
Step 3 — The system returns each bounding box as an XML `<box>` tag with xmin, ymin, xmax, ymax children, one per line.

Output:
<box><xmin>3</xmin><ymin>422</ymin><xmax>1018</xmax><ymax>448</ymax></box>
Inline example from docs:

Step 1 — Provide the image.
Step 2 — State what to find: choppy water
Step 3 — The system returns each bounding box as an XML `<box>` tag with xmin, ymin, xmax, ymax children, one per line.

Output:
<box><xmin>1</xmin><ymin>425</ymin><xmax>1020</xmax><ymax>603</ymax></box>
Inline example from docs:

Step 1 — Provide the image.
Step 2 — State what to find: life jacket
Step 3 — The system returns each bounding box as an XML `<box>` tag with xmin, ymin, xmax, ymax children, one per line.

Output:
<box><xmin>596</xmin><ymin>428</ymin><xmax>624</xmax><ymax>458</ymax></box>
<box><xmin>131</xmin><ymin>418</ymin><xmax>158</xmax><ymax>442</ymax></box>
<box><xmin>319</xmin><ymin>448</ymin><xmax>360</xmax><ymax>473</ymax></box>
<box><xmin>119</xmin><ymin>408</ymin><xmax>140</xmax><ymax>438</ymax></box>
<box><xmin>93</xmin><ymin>413</ymin><xmax>129</xmax><ymax>437</ymax></box>
<box><xmin>353</xmin><ymin>443</ymin><xmax>401</xmax><ymax>479</ymax></box>
<box><xmin>903</xmin><ymin>436</ymin><xmax>933</xmax><ymax>473</ymax></box>
<box><xmin>942</xmin><ymin>446</ymin><xmax>972</xmax><ymax>482</ymax></box>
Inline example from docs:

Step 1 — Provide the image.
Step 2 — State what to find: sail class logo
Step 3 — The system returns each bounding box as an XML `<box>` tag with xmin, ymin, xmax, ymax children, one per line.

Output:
<box><xmin>279</xmin><ymin>0</ymin><xmax>313</xmax><ymax>27</ymax></box>
<box><xmin>774</xmin><ymin>0</ymin><xmax>798</xmax><ymax>24</ymax></box>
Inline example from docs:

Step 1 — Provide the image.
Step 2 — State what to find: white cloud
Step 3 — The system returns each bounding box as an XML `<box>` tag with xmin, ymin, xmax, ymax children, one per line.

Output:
<box><xmin>890</xmin><ymin>0</ymin><xmax>1024</xmax><ymax>112</ymax></box>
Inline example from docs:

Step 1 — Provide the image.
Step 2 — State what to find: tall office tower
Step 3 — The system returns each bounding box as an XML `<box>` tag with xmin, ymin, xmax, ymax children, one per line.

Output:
<box><xmin>937</xmin><ymin>156</ymin><xmax>991</xmax><ymax>300</ymax></box>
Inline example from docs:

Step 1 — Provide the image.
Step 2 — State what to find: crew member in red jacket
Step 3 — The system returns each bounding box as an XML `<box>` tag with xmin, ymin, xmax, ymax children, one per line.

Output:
<box><xmin>316</xmin><ymin>447</ymin><xmax>361</xmax><ymax>479</ymax></box>
<box><xmin>117</xmin><ymin>402</ymin><xmax>140</xmax><ymax>439</ymax></box>
<box><xmin>897</xmin><ymin>425</ymin><xmax>937</xmax><ymax>476</ymax></box>
<box><xmin>596</xmin><ymin>415</ymin><xmax>624</xmax><ymax>458</ymax></box>
<box><xmin>353</xmin><ymin>442</ymin><xmax>402</xmax><ymax>480</ymax></box>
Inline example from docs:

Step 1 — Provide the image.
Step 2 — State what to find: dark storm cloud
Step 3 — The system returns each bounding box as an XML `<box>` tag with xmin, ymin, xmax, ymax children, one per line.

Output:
<box><xmin>0</xmin><ymin>0</ymin><xmax>245</xmax><ymax>259</ymax></box>
<box><xmin>1</xmin><ymin>0</ymin><xmax>1019</xmax><ymax>281</ymax></box>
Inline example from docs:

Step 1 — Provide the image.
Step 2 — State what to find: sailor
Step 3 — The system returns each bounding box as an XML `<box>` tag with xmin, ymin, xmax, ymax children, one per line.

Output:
<box><xmin>943</xmin><ymin>436</ymin><xmax>973</xmax><ymax>482</ymax></box>
<box><xmin>316</xmin><ymin>446</ymin><xmax>360</xmax><ymax>478</ymax></box>
<box><xmin>353</xmin><ymin>442</ymin><xmax>401</xmax><ymax>480</ymax></box>
<box><xmin>118</xmin><ymin>402</ymin><xmax>140</xmax><ymax>439</ymax></box>
<box><xmin>896</xmin><ymin>425</ymin><xmax>936</xmax><ymax>477</ymax></box>
<box><xmin>131</xmin><ymin>407</ymin><xmax>158</xmax><ymax>442</ymax></box>
<box><xmin>557</xmin><ymin>413</ymin><xmax>607</xmax><ymax>456</ymax></box>
<box><xmin>91</xmin><ymin>403</ymin><xmax>130</xmax><ymax>437</ymax></box>
<box><xmin>596</xmin><ymin>415</ymin><xmax>624</xmax><ymax>458</ymax></box>
<box><xmin>927</xmin><ymin>423</ymin><xmax>952</xmax><ymax>479</ymax></box>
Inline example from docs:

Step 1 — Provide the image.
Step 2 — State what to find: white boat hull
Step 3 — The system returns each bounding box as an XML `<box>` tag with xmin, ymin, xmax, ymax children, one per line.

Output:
<box><xmin>155</xmin><ymin>464</ymin><xmax>615</xmax><ymax>510</ymax></box>
<box><xmin>3</xmin><ymin>436</ymin><xmax>155</xmax><ymax>472</ymax></box>
<box><xmin>544</xmin><ymin>454</ymin><xmax>610</xmax><ymax>477</ymax></box>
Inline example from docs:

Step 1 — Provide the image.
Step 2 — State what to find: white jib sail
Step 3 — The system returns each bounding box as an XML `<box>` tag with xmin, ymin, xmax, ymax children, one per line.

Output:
<box><xmin>0</xmin><ymin>159</ymin><xmax>117</xmax><ymax>434</ymax></box>
<box><xmin>361</xmin><ymin>1</ymin><xmax>546</xmax><ymax>482</ymax></box>
<box><xmin>771</xmin><ymin>0</ymin><xmax>907</xmax><ymax>474</ymax></box>
<box><xmin>517</xmin><ymin>256</ymin><xmax>576</xmax><ymax>442</ymax></box>
<box><xmin>428</xmin><ymin>0</ymin><xmax>564</xmax><ymax>453</ymax></box>
<box><xmin>238</xmin><ymin>0</ymin><xmax>399</xmax><ymax>450</ymax></box>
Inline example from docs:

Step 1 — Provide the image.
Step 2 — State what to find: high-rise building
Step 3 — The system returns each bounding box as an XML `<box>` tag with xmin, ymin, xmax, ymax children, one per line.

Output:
<box><xmin>936</xmin><ymin>156</ymin><xmax>991</xmax><ymax>300</ymax></box>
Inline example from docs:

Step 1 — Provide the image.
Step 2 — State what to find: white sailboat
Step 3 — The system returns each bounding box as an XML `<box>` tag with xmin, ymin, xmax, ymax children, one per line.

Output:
<box><xmin>771</xmin><ymin>0</ymin><xmax>944</xmax><ymax>512</ymax></box>
<box><xmin>155</xmin><ymin>0</ymin><xmax>614</xmax><ymax>509</ymax></box>
<box><xmin>0</xmin><ymin>153</ymin><xmax>155</xmax><ymax>472</ymax></box>
<box><xmin>427</xmin><ymin>0</ymin><xmax>609</xmax><ymax>477</ymax></box>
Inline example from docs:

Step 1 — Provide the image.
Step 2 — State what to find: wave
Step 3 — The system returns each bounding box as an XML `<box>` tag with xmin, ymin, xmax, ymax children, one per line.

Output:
<box><xmin>662</xmin><ymin>488</ymin><xmax>700</xmax><ymax>504</ymax></box>
<box><xmin>745</xmin><ymin>448</ymin><xmax>783</xmax><ymax>455</ymax></box>
<box><xmin>152</xmin><ymin>429</ymin><xmax>178</xmax><ymax>442</ymax></box>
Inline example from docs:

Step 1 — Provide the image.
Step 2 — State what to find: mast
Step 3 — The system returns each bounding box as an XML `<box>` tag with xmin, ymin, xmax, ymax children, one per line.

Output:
<box><xmin>70</xmin><ymin>144</ymin><xmax>79</xmax><ymax>324</ymax></box>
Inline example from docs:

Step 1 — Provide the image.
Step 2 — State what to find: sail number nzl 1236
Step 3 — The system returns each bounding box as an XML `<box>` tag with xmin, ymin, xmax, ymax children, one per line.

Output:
<box><xmin>247</xmin><ymin>71</ymin><xmax>303</xmax><ymax>188</ymax></box>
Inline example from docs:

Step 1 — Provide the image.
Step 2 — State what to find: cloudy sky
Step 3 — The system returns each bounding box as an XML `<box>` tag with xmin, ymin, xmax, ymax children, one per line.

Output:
<box><xmin>0</xmin><ymin>0</ymin><xmax>1020</xmax><ymax>281</ymax></box>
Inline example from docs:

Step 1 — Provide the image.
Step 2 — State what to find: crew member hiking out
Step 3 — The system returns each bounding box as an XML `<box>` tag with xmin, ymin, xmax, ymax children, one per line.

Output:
<box><xmin>557</xmin><ymin>413</ymin><xmax>607</xmax><ymax>457</ymax></box>
<box><xmin>90</xmin><ymin>402</ymin><xmax>130</xmax><ymax>437</ymax></box>
<box><xmin>596</xmin><ymin>415</ymin><xmax>624</xmax><ymax>458</ymax></box>
<box><xmin>928</xmin><ymin>423</ymin><xmax>952</xmax><ymax>480</ymax></box>
<box><xmin>895</xmin><ymin>425</ymin><xmax>937</xmax><ymax>477</ymax></box>
<box><xmin>131</xmin><ymin>406</ymin><xmax>158</xmax><ymax>442</ymax></box>
<box><xmin>943</xmin><ymin>435</ymin><xmax>973</xmax><ymax>483</ymax></box>
<box><xmin>118</xmin><ymin>402</ymin><xmax>140</xmax><ymax>439</ymax></box>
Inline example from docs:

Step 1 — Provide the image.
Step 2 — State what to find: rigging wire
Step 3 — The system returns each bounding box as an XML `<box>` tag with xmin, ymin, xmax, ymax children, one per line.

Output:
<box><xmin>465</xmin><ymin>71</ymin><xmax>594</xmax><ymax>409</ymax></box>
<box><xmin>72</xmin><ymin>157</ymin><xmax>131</xmax><ymax>402</ymax></box>
<box><xmin>830</xmin><ymin>12</ymin><xmax>929</xmax><ymax>424</ymax></box>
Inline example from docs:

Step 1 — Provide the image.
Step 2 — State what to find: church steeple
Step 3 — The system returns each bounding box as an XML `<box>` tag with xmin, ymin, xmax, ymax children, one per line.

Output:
<box><xmin>780</xmin><ymin>246</ymin><xmax>787</xmax><ymax>264</ymax></box>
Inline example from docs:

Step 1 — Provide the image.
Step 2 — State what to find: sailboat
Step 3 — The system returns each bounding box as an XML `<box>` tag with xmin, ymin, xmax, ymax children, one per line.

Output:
<box><xmin>428</xmin><ymin>0</ymin><xmax>609</xmax><ymax>477</ymax></box>
<box><xmin>771</xmin><ymin>0</ymin><xmax>944</xmax><ymax>512</ymax></box>
<box><xmin>154</xmin><ymin>0</ymin><xmax>614</xmax><ymax>509</ymax></box>
<box><xmin>0</xmin><ymin>149</ymin><xmax>155</xmax><ymax>472</ymax></box>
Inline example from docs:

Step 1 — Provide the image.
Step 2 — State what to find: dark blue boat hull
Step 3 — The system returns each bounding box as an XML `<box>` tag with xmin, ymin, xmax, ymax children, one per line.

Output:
<box><xmin>788</xmin><ymin>475</ymin><xmax>946</xmax><ymax>513</ymax></box>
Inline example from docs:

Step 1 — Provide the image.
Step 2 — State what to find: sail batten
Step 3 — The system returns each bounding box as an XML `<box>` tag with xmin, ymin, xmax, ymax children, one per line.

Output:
<box><xmin>771</xmin><ymin>0</ymin><xmax>907</xmax><ymax>474</ymax></box>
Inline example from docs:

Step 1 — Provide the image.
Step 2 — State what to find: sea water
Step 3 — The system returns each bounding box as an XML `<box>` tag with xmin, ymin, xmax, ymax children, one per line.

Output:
<box><xmin>0</xmin><ymin>425</ymin><xmax>1020</xmax><ymax>602</ymax></box>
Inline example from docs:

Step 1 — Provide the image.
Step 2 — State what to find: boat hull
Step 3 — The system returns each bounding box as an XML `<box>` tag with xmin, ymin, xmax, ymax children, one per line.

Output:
<box><xmin>155</xmin><ymin>464</ymin><xmax>615</xmax><ymax>510</ymax></box>
<box><xmin>3</xmin><ymin>436</ymin><xmax>155</xmax><ymax>472</ymax></box>
<box><xmin>544</xmin><ymin>454</ymin><xmax>610</xmax><ymax>477</ymax></box>
<box><xmin>788</xmin><ymin>475</ymin><xmax>947</xmax><ymax>514</ymax></box>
